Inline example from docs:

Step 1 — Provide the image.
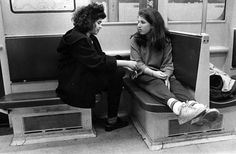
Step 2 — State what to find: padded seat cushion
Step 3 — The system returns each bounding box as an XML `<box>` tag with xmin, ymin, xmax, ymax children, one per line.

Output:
<box><xmin>124</xmin><ymin>78</ymin><xmax>172</xmax><ymax>113</ymax></box>
<box><xmin>171</xmin><ymin>33</ymin><xmax>201</xmax><ymax>90</ymax></box>
<box><xmin>0</xmin><ymin>91</ymin><xmax>62</xmax><ymax>109</ymax></box>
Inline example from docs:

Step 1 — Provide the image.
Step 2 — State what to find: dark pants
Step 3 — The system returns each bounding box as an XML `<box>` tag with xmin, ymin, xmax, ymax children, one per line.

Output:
<box><xmin>134</xmin><ymin>76</ymin><xmax>195</xmax><ymax>105</ymax></box>
<box><xmin>94</xmin><ymin>67</ymin><xmax>125</xmax><ymax>118</ymax></box>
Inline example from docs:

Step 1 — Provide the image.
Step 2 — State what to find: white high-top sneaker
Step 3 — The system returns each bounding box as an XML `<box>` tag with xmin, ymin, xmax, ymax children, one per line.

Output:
<box><xmin>178</xmin><ymin>103</ymin><xmax>206</xmax><ymax>125</ymax></box>
<box><xmin>187</xmin><ymin>101</ymin><xmax>220</xmax><ymax>125</ymax></box>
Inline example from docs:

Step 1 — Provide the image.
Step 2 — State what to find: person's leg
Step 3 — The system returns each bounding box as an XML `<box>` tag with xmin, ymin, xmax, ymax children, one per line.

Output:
<box><xmin>170</xmin><ymin>78</ymin><xmax>220</xmax><ymax>125</ymax></box>
<box><xmin>135</xmin><ymin>77</ymin><xmax>176</xmax><ymax>104</ymax></box>
<box><xmin>134</xmin><ymin>78</ymin><xmax>205</xmax><ymax>124</ymax></box>
<box><xmin>92</xmin><ymin>67</ymin><xmax>127</xmax><ymax>131</ymax></box>
<box><xmin>106</xmin><ymin>67</ymin><xmax>125</xmax><ymax>118</ymax></box>
<box><xmin>169</xmin><ymin>77</ymin><xmax>195</xmax><ymax>102</ymax></box>
<box><xmin>105</xmin><ymin>67</ymin><xmax>128</xmax><ymax>131</ymax></box>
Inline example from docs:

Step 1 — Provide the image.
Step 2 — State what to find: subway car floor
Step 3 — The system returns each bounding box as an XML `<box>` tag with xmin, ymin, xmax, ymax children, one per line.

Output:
<box><xmin>0</xmin><ymin>118</ymin><xmax>236</xmax><ymax>154</ymax></box>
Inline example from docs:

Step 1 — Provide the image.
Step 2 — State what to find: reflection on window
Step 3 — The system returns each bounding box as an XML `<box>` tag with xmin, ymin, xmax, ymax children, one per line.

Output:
<box><xmin>119</xmin><ymin>0</ymin><xmax>140</xmax><ymax>22</ymax></box>
<box><xmin>10</xmin><ymin>0</ymin><xmax>76</xmax><ymax>13</ymax></box>
<box><xmin>90</xmin><ymin>0</ymin><xmax>157</xmax><ymax>22</ymax></box>
<box><xmin>91</xmin><ymin>0</ymin><xmax>140</xmax><ymax>22</ymax></box>
<box><xmin>168</xmin><ymin>0</ymin><xmax>226</xmax><ymax>22</ymax></box>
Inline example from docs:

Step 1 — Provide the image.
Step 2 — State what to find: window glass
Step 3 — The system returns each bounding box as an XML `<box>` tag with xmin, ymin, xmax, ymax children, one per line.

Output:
<box><xmin>119</xmin><ymin>0</ymin><xmax>140</xmax><ymax>22</ymax></box>
<box><xmin>10</xmin><ymin>0</ymin><xmax>76</xmax><ymax>13</ymax></box>
<box><xmin>91</xmin><ymin>0</ymin><xmax>157</xmax><ymax>22</ymax></box>
<box><xmin>10</xmin><ymin>0</ymin><xmax>158</xmax><ymax>22</ymax></box>
<box><xmin>168</xmin><ymin>0</ymin><xmax>226</xmax><ymax>22</ymax></box>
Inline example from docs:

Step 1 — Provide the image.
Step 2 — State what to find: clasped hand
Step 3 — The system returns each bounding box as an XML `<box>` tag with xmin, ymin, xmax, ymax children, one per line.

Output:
<box><xmin>152</xmin><ymin>71</ymin><xmax>167</xmax><ymax>80</ymax></box>
<box><xmin>125</xmin><ymin>61</ymin><xmax>142</xmax><ymax>79</ymax></box>
<box><xmin>153</xmin><ymin>71</ymin><xmax>170</xmax><ymax>89</ymax></box>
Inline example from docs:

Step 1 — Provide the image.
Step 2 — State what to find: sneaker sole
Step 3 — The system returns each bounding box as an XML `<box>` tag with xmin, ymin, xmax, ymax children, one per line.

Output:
<box><xmin>191</xmin><ymin>109</ymin><xmax>220</xmax><ymax>125</ymax></box>
<box><xmin>202</xmin><ymin>109</ymin><xmax>220</xmax><ymax>122</ymax></box>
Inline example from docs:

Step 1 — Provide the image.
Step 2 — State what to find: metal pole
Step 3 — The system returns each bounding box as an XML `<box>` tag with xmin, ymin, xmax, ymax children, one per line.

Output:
<box><xmin>201</xmin><ymin>0</ymin><xmax>208</xmax><ymax>33</ymax></box>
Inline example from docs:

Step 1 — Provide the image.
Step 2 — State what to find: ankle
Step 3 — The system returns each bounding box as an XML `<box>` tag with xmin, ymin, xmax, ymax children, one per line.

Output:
<box><xmin>169</xmin><ymin>100</ymin><xmax>184</xmax><ymax>115</ymax></box>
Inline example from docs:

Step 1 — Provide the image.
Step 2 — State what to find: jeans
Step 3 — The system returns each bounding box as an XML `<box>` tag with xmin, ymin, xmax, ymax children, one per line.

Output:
<box><xmin>134</xmin><ymin>76</ymin><xmax>195</xmax><ymax>105</ymax></box>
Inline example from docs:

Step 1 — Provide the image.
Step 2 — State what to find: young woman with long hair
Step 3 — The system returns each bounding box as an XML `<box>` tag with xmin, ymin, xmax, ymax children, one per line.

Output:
<box><xmin>130</xmin><ymin>8</ymin><xmax>220</xmax><ymax>125</ymax></box>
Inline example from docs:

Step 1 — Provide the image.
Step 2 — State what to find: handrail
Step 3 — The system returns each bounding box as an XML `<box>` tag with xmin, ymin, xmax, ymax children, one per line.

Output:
<box><xmin>201</xmin><ymin>0</ymin><xmax>208</xmax><ymax>34</ymax></box>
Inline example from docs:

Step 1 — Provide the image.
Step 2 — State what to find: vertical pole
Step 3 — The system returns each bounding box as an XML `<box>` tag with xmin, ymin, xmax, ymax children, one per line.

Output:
<box><xmin>153</xmin><ymin>0</ymin><xmax>158</xmax><ymax>9</ymax></box>
<box><xmin>201</xmin><ymin>0</ymin><xmax>208</xmax><ymax>33</ymax></box>
<box><xmin>0</xmin><ymin>1</ymin><xmax>11</xmax><ymax>94</ymax></box>
<box><xmin>197</xmin><ymin>0</ymin><xmax>209</xmax><ymax>107</ymax></box>
<box><xmin>108</xmin><ymin>0</ymin><xmax>119</xmax><ymax>22</ymax></box>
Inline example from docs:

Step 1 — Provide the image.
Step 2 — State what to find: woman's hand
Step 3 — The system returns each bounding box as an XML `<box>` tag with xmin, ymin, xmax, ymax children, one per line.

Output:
<box><xmin>127</xmin><ymin>60</ymin><xmax>138</xmax><ymax>70</ymax></box>
<box><xmin>152</xmin><ymin>71</ymin><xmax>168</xmax><ymax>80</ymax></box>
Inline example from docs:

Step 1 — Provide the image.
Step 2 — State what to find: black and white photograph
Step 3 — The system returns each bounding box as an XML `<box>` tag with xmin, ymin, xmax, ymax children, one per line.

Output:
<box><xmin>0</xmin><ymin>0</ymin><xmax>236</xmax><ymax>153</ymax></box>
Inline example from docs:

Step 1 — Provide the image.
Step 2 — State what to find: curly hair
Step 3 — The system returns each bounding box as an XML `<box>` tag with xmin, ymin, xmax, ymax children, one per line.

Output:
<box><xmin>72</xmin><ymin>3</ymin><xmax>106</xmax><ymax>33</ymax></box>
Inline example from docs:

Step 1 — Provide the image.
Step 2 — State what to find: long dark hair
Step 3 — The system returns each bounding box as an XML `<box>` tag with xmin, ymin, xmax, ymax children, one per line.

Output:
<box><xmin>72</xmin><ymin>3</ymin><xmax>106</xmax><ymax>33</ymax></box>
<box><xmin>133</xmin><ymin>8</ymin><xmax>170</xmax><ymax>50</ymax></box>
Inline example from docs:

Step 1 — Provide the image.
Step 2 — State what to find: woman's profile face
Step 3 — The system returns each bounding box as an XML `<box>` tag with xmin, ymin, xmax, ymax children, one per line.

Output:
<box><xmin>90</xmin><ymin>18</ymin><xmax>103</xmax><ymax>35</ymax></box>
<box><xmin>137</xmin><ymin>16</ymin><xmax>151</xmax><ymax>35</ymax></box>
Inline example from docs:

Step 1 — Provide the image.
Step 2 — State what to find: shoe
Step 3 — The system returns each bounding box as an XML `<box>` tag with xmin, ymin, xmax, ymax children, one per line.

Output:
<box><xmin>191</xmin><ymin>108</ymin><xmax>220</xmax><ymax>125</ymax></box>
<box><xmin>105</xmin><ymin>117</ymin><xmax>129</xmax><ymax>132</ymax></box>
<box><xmin>186</xmin><ymin>100</ymin><xmax>206</xmax><ymax>109</ymax></box>
<box><xmin>178</xmin><ymin>104</ymin><xmax>206</xmax><ymax>125</ymax></box>
<box><xmin>204</xmin><ymin>108</ymin><xmax>220</xmax><ymax>122</ymax></box>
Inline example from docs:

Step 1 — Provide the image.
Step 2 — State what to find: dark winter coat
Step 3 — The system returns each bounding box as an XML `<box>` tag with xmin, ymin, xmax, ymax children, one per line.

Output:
<box><xmin>56</xmin><ymin>28</ymin><xmax>117</xmax><ymax>108</ymax></box>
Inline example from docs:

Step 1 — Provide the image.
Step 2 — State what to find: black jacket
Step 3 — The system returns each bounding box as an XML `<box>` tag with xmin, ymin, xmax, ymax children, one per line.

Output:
<box><xmin>56</xmin><ymin>28</ymin><xmax>117</xmax><ymax>108</ymax></box>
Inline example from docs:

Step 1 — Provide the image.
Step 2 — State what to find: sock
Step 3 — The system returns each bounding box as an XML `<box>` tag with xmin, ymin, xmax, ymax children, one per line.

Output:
<box><xmin>167</xmin><ymin>98</ymin><xmax>177</xmax><ymax>107</ymax></box>
<box><xmin>107</xmin><ymin>117</ymin><xmax>117</xmax><ymax>124</ymax></box>
<box><xmin>167</xmin><ymin>98</ymin><xmax>183</xmax><ymax>115</ymax></box>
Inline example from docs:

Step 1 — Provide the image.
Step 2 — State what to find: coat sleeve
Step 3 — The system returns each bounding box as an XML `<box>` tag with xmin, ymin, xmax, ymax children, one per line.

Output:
<box><xmin>70</xmin><ymin>38</ymin><xmax>117</xmax><ymax>72</ymax></box>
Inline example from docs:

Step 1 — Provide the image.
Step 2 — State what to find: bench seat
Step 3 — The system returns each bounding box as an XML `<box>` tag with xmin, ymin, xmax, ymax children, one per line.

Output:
<box><xmin>123</xmin><ymin>77</ymin><xmax>223</xmax><ymax>150</ymax></box>
<box><xmin>124</xmin><ymin>78</ymin><xmax>172</xmax><ymax>113</ymax></box>
<box><xmin>0</xmin><ymin>90</ymin><xmax>62</xmax><ymax>109</ymax></box>
<box><xmin>0</xmin><ymin>90</ymin><xmax>96</xmax><ymax>145</ymax></box>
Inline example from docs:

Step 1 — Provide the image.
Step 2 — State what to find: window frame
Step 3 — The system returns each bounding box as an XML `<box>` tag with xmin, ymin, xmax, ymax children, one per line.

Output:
<box><xmin>10</xmin><ymin>0</ymin><xmax>76</xmax><ymax>13</ymax></box>
<box><xmin>167</xmin><ymin>0</ymin><xmax>227</xmax><ymax>24</ymax></box>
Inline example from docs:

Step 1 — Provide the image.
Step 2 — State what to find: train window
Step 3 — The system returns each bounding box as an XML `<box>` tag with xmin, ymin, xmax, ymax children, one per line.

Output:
<box><xmin>78</xmin><ymin>0</ymin><xmax>158</xmax><ymax>22</ymax></box>
<box><xmin>168</xmin><ymin>0</ymin><xmax>226</xmax><ymax>22</ymax></box>
<box><xmin>10</xmin><ymin>0</ymin><xmax>76</xmax><ymax>13</ymax></box>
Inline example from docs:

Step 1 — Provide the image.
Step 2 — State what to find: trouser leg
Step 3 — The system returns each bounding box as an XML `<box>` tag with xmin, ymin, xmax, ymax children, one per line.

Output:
<box><xmin>106</xmin><ymin>67</ymin><xmax>125</xmax><ymax>118</ymax></box>
<box><xmin>169</xmin><ymin>77</ymin><xmax>195</xmax><ymax>102</ymax></box>
<box><xmin>134</xmin><ymin>78</ymin><xmax>176</xmax><ymax>105</ymax></box>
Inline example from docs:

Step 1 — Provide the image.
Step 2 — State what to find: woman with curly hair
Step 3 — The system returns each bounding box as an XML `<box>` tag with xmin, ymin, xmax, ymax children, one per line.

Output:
<box><xmin>56</xmin><ymin>3</ymin><xmax>136</xmax><ymax>131</ymax></box>
<box><xmin>130</xmin><ymin>8</ymin><xmax>220</xmax><ymax>125</ymax></box>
